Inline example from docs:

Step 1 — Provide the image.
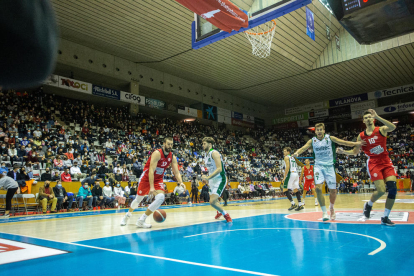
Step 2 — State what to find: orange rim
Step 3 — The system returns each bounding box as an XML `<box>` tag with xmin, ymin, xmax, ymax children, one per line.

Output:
<box><xmin>244</xmin><ymin>20</ymin><xmax>276</xmax><ymax>36</ymax></box>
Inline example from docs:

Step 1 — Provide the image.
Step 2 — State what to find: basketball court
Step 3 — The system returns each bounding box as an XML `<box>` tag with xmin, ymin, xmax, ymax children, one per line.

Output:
<box><xmin>1</xmin><ymin>193</ymin><xmax>414</xmax><ymax>275</ymax></box>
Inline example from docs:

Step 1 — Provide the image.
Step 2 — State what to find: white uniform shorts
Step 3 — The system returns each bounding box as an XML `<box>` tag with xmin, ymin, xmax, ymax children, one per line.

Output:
<box><xmin>283</xmin><ymin>172</ymin><xmax>300</xmax><ymax>190</ymax></box>
<box><xmin>209</xmin><ymin>176</ymin><xmax>227</xmax><ymax>196</ymax></box>
<box><xmin>314</xmin><ymin>164</ymin><xmax>337</xmax><ymax>189</ymax></box>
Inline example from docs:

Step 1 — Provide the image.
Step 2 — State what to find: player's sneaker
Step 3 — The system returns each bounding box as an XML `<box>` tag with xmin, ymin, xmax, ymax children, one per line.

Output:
<box><xmin>136</xmin><ymin>219</ymin><xmax>152</xmax><ymax>228</ymax></box>
<box><xmin>363</xmin><ymin>202</ymin><xmax>372</xmax><ymax>218</ymax></box>
<box><xmin>215</xmin><ymin>211</ymin><xmax>223</xmax><ymax>219</ymax></box>
<box><xmin>295</xmin><ymin>205</ymin><xmax>304</xmax><ymax>211</ymax></box>
<box><xmin>330</xmin><ymin>208</ymin><xmax>336</xmax><ymax>220</ymax></box>
<box><xmin>315</xmin><ymin>201</ymin><xmax>319</xmax><ymax>206</ymax></box>
<box><xmin>322</xmin><ymin>212</ymin><xmax>329</xmax><ymax>222</ymax></box>
<box><xmin>120</xmin><ymin>213</ymin><xmax>131</xmax><ymax>226</ymax></box>
<box><xmin>381</xmin><ymin>216</ymin><xmax>395</xmax><ymax>226</ymax></box>
<box><xmin>224</xmin><ymin>213</ymin><xmax>232</xmax><ymax>223</ymax></box>
<box><xmin>288</xmin><ymin>204</ymin><xmax>297</xmax><ymax>211</ymax></box>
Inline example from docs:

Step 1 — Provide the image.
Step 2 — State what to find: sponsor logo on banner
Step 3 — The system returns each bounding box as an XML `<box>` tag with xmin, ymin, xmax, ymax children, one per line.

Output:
<box><xmin>43</xmin><ymin>74</ymin><xmax>59</xmax><ymax>86</ymax></box>
<box><xmin>231</xmin><ymin>118</ymin><xmax>255</xmax><ymax>128</ymax></box>
<box><xmin>309</xmin><ymin>109</ymin><xmax>329</xmax><ymax>118</ymax></box>
<box><xmin>273</xmin><ymin>112</ymin><xmax>308</xmax><ymax>124</ymax></box>
<box><xmin>120</xmin><ymin>92</ymin><xmax>145</xmax><ymax>106</ymax></box>
<box><xmin>92</xmin><ymin>85</ymin><xmax>120</xmax><ymax>100</ymax></box>
<box><xmin>255</xmin><ymin>117</ymin><xmax>265</xmax><ymax>128</ymax></box>
<box><xmin>350</xmin><ymin>100</ymin><xmax>376</xmax><ymax>119</ymax></box>
<box><xmin>243</xmin><ymin>114</ymin><xmax>255</xmax><ymax>123</ymax></box>
<box><xmin>146</xmin><ymin>98</ymin><xmax>165</xmax><ymax>110</ymax></box>
<box><xmin>217</xmin><ymin>107</ymin><xmax>231</xmax><ymax>117</ymax></box>
<box><xmin>376</xmin><ymin>101</ymin><xmax>414</xmax><ymax>115</ymax></box>
<box><xmin>218</xmin><ymin>115</ymin><xmax>232</xmax><ymax>124</ymax></box>
<box><xmin>59</xmin><ymin>76</ymin><xmax>92</xmax><ymax>94</ymax></box>
<box><xmin>297</xmin><ymin>120</ymin><xmax>309</xmax><ymax>127</ymax></box>
<box><xmin>328</xmin><ymin>105</ymin><xmax>351</xmax><ymax>120</ymax></box>
<box><xmin>203</xmin><ymin>104</ymin><xmax>217</xmax><ymax>121</ymax></box>
<box><xmin>285</xmin><ymin>102</ymin><xmax>328</xmax><ymax>115</ymax></box>
<box><xmin>368</xmin><ymin>83</ymin><xmax>414</xmax><ymax>100</ymax></box>
<box><xmin>329</xmin><ymin>93</ymin><xmax>368</xmax><ymax>107</ymax></box>
<box><xmin>178</xmin><ymin>105</ymin><xmax>198</xmax><ymax>117</ymax></box>
<box><xmin>273</xmin><ymin>122</ymin><xmax>299</xmax><ymax>129</ymax></box>
<box><xmin>232</xmin><ymin>111</ymin><xmax>243</xmax><ymax>120</ymax></box>
<box><xmin>306</xmin><ymin>8</ymin><xmax>315</xmax><ymax>41</ymax></box>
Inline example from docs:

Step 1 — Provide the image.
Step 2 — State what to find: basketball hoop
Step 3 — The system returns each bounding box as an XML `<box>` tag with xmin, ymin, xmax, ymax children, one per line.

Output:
<box><xmin>244</xmin><ymin>20</ymin><xmax>276</xmax><ymax>58</ymax></box>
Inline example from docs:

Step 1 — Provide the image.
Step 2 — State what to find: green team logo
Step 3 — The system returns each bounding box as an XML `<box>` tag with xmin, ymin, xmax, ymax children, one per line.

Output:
<box><xmin>315</xmin><ymin>172</ymin><xmax>320</xmax><ymax>180</ymax></box>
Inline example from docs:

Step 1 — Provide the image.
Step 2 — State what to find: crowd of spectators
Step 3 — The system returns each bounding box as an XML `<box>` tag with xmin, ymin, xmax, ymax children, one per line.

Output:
<box><xmin>0</xmin><ymin>87</ymin><xmax>413</xmax><ymax>210</ymax></box>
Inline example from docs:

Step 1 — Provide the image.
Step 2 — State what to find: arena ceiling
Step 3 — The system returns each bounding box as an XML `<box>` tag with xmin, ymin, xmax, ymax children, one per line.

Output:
<box><xmin>51</xmin><ymin>0</ymin><xmax>414</xmax><ymax>108</ymax></box>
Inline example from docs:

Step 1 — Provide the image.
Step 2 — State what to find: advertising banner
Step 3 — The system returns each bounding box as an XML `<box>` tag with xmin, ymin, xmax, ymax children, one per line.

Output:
<box><xmin>92</xmin><ymin>85</ymin><xmax>120</xmax><ymax>100</ymax></box>
<box><xmin>376</xmin><ymin>101</ymin><xmax>414</xmax><ymax>116</ymax></box>
<box><xmin>58</xmin><ymin>76</ymin><xmax>92</xmax><ymax>94</ymax></box>
<box><xmin>146</xmin><ymin>98</ymin><xmax>165</xmax><ymax>110</ymax></box>
<box><xmin>203</xmin><ymin>104</ymin><xmax>217</xmax><ymax>121</ymax></box>
<box><xmin>243</xmin><ymin>114</ymin><xmax>255</xmax><ymax>123</ymax></box>
<box><xmin>43</xmin><ymin>74</ymin><xmax>59</xmax><ymax>87</ymax></box>
<box><xmin>255</xmin><ymin>117</ymin><xmax>265</xmax><ymax>128</ymax></box>
<box><xmin>217</xmin><ymin>107</ymin><xmax>231</xmax><ymax>117</ymax></box>
<box><xmin>218</xmin><ymin>115</ymin><xmax>232</xmax><ymax>124</ymax></box>
<box><xmin>350</xmin><ymin>100</ymin><xmax>376</xmax><ymax>119</ymax></box>
<box><xmin>120</xmin><ymin>92</ymin><xmax>145</xmax><ymax>106</ymax></box>
<box><xmin>231</xmin><ymin>118</ymin><xmax>255</xmax><ymax>128</ymax></box>
<box><xmin>232</xmin><ymin>111</ymin><xmax>243</xmax><ymax>120</ymax></box>
<box><xmin>285</xmin><ymin>101</ymin><xmax>328</xmax><ymax>115</ymax></box>
<box><xmin>368</xmin><ymin>83</ymin><xmax>414</xmax><ymax>100</ymax></box>
<box><xmin>178</xmin><ymin>105</ymin><xmax>198</xmax><ymax>117</ymax></box>
<box><xmin>273</xmin><ymin>122</ymin><xmax>298</xmax><ymax>129</ymax></box>
<box><xmin>328</xmin><ymin>105</ymin><xmax>351</xmax><ymax>120</ymax></box>
<box><xmin>329</xmin><ymin>93</ymin><xmax>368</xmax><ymax>107</ymax></box>
<box><xmin>273</xmin><ymin>112</ymin><xmax>308</xmax><ymax>124</ymax></box>
<box><xmin>306</xmin><ymin>7</ymin><xmax>315</xmax><ymax>41</ymax></box>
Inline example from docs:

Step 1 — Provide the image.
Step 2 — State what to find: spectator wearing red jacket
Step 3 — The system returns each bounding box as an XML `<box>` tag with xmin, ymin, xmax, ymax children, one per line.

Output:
<box><xmin>61</xmin><ymin>168</ymin><xmax>72</xmax><ymax>182</ymax></box>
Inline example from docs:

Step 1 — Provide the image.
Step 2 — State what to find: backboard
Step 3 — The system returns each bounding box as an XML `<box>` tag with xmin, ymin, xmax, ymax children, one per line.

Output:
<box><xmin>192</xmin><ymin>0</ymin><xmax>312</xmax><ymax>49</ymax></box>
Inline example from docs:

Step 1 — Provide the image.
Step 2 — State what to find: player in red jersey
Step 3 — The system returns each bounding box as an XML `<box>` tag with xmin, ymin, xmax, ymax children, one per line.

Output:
<box><xmin>337</xmin><ymin>109</ymin><xmax>397</xmax><ymax>226</ymax></box>
<box><xmin>300</xmin><ymin>159</ymin><xmax>318</xmax><ymax>206</ymax></box>
<box><xmin>120</xmin><ymin>137</ymin><xmax>185</xmax><ymax>228</ymax></box>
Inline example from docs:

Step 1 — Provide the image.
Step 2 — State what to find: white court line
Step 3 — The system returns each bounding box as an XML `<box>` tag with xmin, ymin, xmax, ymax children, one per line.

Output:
<box><xmin>184</xmin><ymin>228</ymin><xmax>386</xmax><ymax>255</ymax></box>
<box><xmin>0</xmin><ymin>232</ymin><xmax>278</xmax><ymax>276</ymax></box>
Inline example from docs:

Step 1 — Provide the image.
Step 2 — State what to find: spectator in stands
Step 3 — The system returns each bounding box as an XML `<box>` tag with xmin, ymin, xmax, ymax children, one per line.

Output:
<box><xmin>81</xmin><ymin>162</ymin><xmax>90</xmax><ymax>175</ymax></box>
<box><xmin>63</xmin><ymin>155</ymin><xmax>72</xmax><ymax>169</ymax></box>
<box><xmin>105</xmin><ymin>139</ymin><xmax>115</xmax><ymax>154</ymax></box>
<box><xmin>0</xmin><ymin>143</ymin><xmax>9</xmax><ymax>163</ymax></box>
<box><xmin>54</xmin><ymin>156</ymin><xmax>64</xmax><ymax>171</ymax></box>
<box><xmin>174</xmin><ymin>182</ymin><xmax>190</xmax><ymax>203</ymax></box>
<box><xmin>102</xmin><ymin>181</ymin><xmax>114</xmax><ymax>208</ymax></box>
<box><xmin>8</xmin><ymin>144</ymin><xmax>19</xmax><ymax>165</ymax></box>
<box><xmin>19</xmin><ymin>167</ymin><xmax>30</xmax><ymax>181</ymax></box>
<box><xmin>51</xmin><ymin>171</ymin><xmax>60</xmax><ymax>181</ymax></box>
<box><xmin>53</xmin><ymin>180</ymin><xmax>74</xmax><ymax>212</ymax></box>
<box><xmin>1</xmin><ymin>162</ymin><xmax>8</xmax><ymax>173</ymax></box>
<box><xmin>41</xmin><ymin>168</ymin><xmax>52</xmax><ymax>181</ymax></box>
<box><xmin>38</xmin><ymin>181</ymin><xmax>58</xmax><ymax>214</ymax></box>
<box><xmin>61</xmin><ymin>168</ymin><xmax>72</xmax><ymax>182</ymax></box>
<box><xmin>121</xmin><ymin>164</ymin><xmax>129</xmax><ymax>181</ymax></box>
<box><xmin>64</xmin><ymin>147</ymin><xmax>74</xmax><ymax>160</ymax></box>
<box><xmin>0</xmin><ymin>169</ymin><xmax>20</xmax><ymax>218</ymax></box>
<box><xmin>97</xmin><ymin>163</ymin><xmax>107</xmax><ymax>179</ymax></box>
<box><xmin>190</xmin><ymin>177</ymin><xmax>199</xmax><ymax>203</ymax></box>
<box><xmin>81</xmin><ymin>173</ymin><xmax>97</xmax><ymax>186</ymax></box>
<box><xmin>132</xmin><ymin>158</ymin><xmax>142</xmax><ymax>178</ymax></box>
<box><xmin>113</xmin><ymin>163</ymin><xmax>122</xmax><ymax>181</ymax></box>
<box><xmin>70</xmin><ymin>161</ymin><xmax>86</xmax><ymax>181</ymax></box>
<box><xmin>91</xmin><ymin>179</ymin><xmax>105</xmax><ymax>209</ymax></box>
<box><xmin>113</xmin><ymin>182</ymin><xmax>126</xmax><ymax>207</ymax></box>
<box><xmin>129</xmin><ymin>182</ymin><xmax>137</xmax><ymax>201</ymax></box>
<box><xmin>200</xmin><ymin>182</ymin><xmax>209</xmax><ymax>202</ymax></box>
<box><xmin>77</xmin><ymin>183</ymin><xmax>93</xmax><ymax>211</ymax></box>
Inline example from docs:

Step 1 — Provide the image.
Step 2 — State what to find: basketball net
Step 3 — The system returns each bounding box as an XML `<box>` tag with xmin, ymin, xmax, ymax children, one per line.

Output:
<box><xmin>244</xmin><ymin>20</ymin><xmax>276</xmax><ymax>58</ymax></box>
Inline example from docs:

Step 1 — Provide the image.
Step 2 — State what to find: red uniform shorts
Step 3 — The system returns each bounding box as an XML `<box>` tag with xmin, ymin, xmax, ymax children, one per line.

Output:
<box><xmin>303</xmin><ymin>181</ymin><xmax>315</xmax><ymax>191</ymax></box>
<box><xmin>137</xmin><ymin>180</ymin><xmax>165</xmax><ymax>196</ymax></box>
<box><xmin>367</xmin><ymin>158</ymin><xmax>397</xmax><ymax>182</ymax></box>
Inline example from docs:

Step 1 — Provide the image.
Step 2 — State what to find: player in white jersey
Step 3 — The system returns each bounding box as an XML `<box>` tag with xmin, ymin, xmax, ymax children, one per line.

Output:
<box><xmin>201</xmin><ymin>137</ymin><xmax>232</xmax><ymax>223</ymax></box>
<box><xmin>293</xmin><ymin>123</ymin><xmax>365</xmax><ymax>221</ymax></box>
<box><xmin>281</xmin><ymin>147</ymin><xmax>304</xmax><ymax>211</ymax></box>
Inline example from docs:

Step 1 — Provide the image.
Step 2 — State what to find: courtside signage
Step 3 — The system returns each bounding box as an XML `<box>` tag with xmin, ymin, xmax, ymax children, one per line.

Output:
<box><xmin>368</xmin><ymin>83</ymin><xmax>414</xmax><ymax>100</ymax></box>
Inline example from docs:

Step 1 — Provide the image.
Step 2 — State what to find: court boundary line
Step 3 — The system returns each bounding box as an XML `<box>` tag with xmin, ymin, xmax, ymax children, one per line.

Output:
<box><xmin>0</xmin><ymin>232</ymin><xmax>279</xmax><ymax>276</ymax></box>
<box><xmin>183</xmin><ymin>228</ymin><xmax>386</xmax><ymax>255</ymax></box>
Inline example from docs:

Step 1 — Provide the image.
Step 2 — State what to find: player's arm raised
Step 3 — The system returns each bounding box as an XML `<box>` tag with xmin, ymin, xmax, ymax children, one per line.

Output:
<box><xmin>292</xmin><ymin>139</ymin><xmax>312</xmax><ymax>158</ymax></box>
<box><xmin>330</xmin><ymin>135</ymin><xmax>366</xmax><ymax>148</ymax></box>
<box><xmin>171</xmin><ymin>155</ymin><xmax>185</xmax><ymax>188</ymax></box>
<box><xmin>368</xmin><ymin>108</ymin><xmax>396</xmax><ymax>134</ymax></box>
<box><xmin>148</xmin><ymin>151</ymin><xmax>161</xmax><ymax>195</ymax></box>
<box><xmin>336</xmin><ymin>134</ymin><xmax>362</xmax><ymax>156</ymax></box>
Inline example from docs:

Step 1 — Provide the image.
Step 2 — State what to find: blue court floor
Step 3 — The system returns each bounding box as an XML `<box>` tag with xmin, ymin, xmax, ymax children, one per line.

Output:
<box><xmin>1</xmin><ymin>213</ymin><xmax>413</xmax><ymax>276</ymax></box>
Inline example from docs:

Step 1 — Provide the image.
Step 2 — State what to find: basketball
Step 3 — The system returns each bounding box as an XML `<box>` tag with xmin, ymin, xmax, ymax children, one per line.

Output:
<box><xmin>153</xmin><ymin>209</ymin><xmax>167</xmax><ymax>223</ymax></box>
